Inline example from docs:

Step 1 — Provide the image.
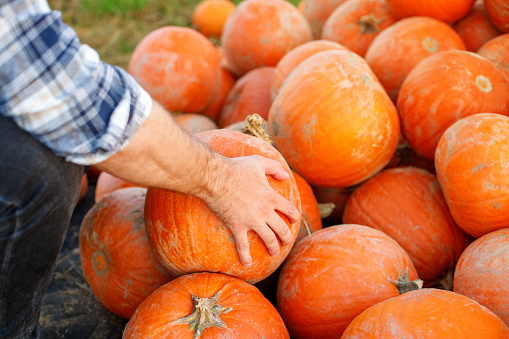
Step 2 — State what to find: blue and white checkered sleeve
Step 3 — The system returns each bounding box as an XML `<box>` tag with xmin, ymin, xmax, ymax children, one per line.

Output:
<box><xmin>0</xmin><ymin>0</ymin><xmax>152</xmax><ymax>165</ymax></box>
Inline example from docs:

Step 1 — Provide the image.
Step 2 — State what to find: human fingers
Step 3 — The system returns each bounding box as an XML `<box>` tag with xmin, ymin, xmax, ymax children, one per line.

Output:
<box><xmin>234</xmin><ymin>230</ymin><xmax>253</xmax><ymax>267</ymax></box>
<box><xmin>252</xmin><ymin>222</ymin><xmax>281</xmax><ymax>256</ymax></box>
<box><xmin>260</xmin><ymin>156</ymin><xmax>290</xmax><ymax>181</ymax></box>
<box><xmin>267</xmin><ymin>210</ymin><xmax>294</xmax><ymax>247</ymax></box>
<box><xmin>274</xmin><ymin>193</ymin><xmax>300</xmax><ymax>225</ymax></box>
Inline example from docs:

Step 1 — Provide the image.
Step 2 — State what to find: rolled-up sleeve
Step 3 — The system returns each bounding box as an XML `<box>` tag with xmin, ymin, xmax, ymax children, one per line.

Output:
<box><xmin>0</xmin><ymin>0</ymin><xmax>152</xmax><ymax>165</ymax></box>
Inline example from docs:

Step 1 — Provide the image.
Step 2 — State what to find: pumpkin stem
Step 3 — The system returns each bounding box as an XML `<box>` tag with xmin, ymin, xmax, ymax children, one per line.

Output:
<box><xmin>172</xmin><ymin>290</ymin><xmax>232</xmax><ymax>338</ymax></box>
<box><xmin>359</xmin><ymin>12</ymin><xmax>383</xmax><ymax>34</ymax></box>
<box><xmin>318</xmin><ymin>202</ymin><xmax>335</xmax><ymax>219</ymax></box>
<box><xmin>392</xmin><ymin>270</ymin><xmax>423</xmax><ymax>295</ymax></box>
<box><xmin>301</xmin><ymin>212</ymin><xmax>312</xmax><ymax>236</ymax></box>
<box><xmin>242</xmin><ymin>113</ymin><xmax>273</xmax><ymax>146</ymax></box>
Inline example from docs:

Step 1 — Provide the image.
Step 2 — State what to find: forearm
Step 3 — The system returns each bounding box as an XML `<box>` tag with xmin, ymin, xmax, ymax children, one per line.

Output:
<box><xmin>94</xmin><ymin>100</ymin><xmax>225</xmax><ymax>198</ymax></box>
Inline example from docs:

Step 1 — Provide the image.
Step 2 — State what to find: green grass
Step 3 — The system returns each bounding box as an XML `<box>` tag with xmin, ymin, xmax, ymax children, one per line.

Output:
<box><xmin>47</xmin><ymin>0</ymin><xmax>301</xmax><ymax>70</ymax></box>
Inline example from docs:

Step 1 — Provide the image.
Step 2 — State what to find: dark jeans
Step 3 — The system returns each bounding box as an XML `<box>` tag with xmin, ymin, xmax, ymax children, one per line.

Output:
<box><xmin>0</xmin><ymin>116</ymin><xmax>83</xmax><ymax>338</ymax></box>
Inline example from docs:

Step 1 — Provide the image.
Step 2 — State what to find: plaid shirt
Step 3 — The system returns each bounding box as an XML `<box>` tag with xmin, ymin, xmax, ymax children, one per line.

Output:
<box><xmin>0</xmin><ymin>0</ymin><xmax>152</xmax><ymax>165</ymax></box>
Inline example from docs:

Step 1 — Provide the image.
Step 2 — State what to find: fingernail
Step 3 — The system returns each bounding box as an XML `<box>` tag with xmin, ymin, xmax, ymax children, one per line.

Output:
<box><xmin>244</xmin><ymin>262</ymin><xmax>252</xmax><ymax>267</ymax></box>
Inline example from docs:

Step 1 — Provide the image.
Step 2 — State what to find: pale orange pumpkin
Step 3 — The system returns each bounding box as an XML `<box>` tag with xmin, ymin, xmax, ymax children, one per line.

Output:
<box><xmin>384</xmin><ymin>0</ymin><xmax>476</xmax><ymax>23</ymax></box>
<box><xmin>321</xmin><ymin>0</ymin><xmax>398</xmax><ymax>57</ymax></box>
<box><xmin>435</xmin><ymin>113</ymin><xmax>509</xmax><ymax>238</ymax></box>
<box><xmin>173</xmin><ymin>113</ymin><xmax>218</xmax><ymax>134</ymax></box>
<box><xmin>269</xmin><ymin>49</ymin><xmax>400</xmax><ymax>187</ymax></box>
<box><xmin>364</xmin><ymin>16</ymin><xmax>466</xmax><ymax>102</ymax></box>
<box><xmin>191</xmin><ymin>0</ymin><xmax>236</xmax><ymax>38</ymax></box>
<box><xmin>221</xmin><ymin>0</ymin><xmax>312</xmax><ymax>76</ymax></box>
<box><xmin>398</xmin><ymin>50</ymin><xmax>509</xmax><ymax>160</ymax></box>
<box><xmin>477</xmin><ymin>33</ymin><xmax>509</xmax><ymax>80</ymax></box>
<box><xmin>95</xmin><ymin>172</ymin><xmax>146</xmax><ymax>203</ymax></box>
<box><xmin>301</xmin><ymin>0</ymin><xmax>348</xmax><ymax>38</ymax></box>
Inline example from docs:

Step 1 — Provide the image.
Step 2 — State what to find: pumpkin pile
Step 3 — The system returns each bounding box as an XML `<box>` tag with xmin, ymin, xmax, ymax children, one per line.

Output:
<box><xmin>76</xmin><ymin>0</ymin><xmax>509</xmax><ymax>337</ymax></box>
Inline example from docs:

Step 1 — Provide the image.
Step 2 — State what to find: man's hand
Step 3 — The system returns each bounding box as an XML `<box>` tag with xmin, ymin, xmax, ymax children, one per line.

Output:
<box><xmin>199</xmin><ymin>155</ymin><xmax>300</xmax><ymax>267</ymax></box>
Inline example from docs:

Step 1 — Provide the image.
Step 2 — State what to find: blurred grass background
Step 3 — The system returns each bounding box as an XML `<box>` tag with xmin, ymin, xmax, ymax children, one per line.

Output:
<box><xmin>48</xmin><ymin>0</ymin><xmax>299</xmax><ymax>71</ymax></box>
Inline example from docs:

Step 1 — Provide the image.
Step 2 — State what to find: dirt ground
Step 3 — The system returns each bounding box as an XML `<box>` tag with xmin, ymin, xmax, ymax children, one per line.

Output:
<box><xmin>40</xmin><ymin>183</ymin><xmax>128</xmax><ymax>339</ymax></box>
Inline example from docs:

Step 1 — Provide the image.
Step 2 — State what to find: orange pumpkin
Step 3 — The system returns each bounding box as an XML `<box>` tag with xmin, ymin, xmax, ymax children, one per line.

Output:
<box><xmin>128</xmin><ymin>26</ymin><xmax>221</xmax><ymax>113</ymax></box>
<box><xmin>485</xmin><ymin>0</ymin><xmax>509</xmax><ymax>33</ymax></box>
<box><xmin>398</xmin><ymin>50</ymin><xmax>509</xmax><ymax>160</ymax></box>
<box><xmin>221</xmin><ymin>0</ymin><xmax>312</xmax><ymax>76</ymax></box>
<box><xmin>271</xmin><ymin>40</ymin><xmax>348</xmax><ymax>100</ymax></box>
<box><xmin>478</xmin><ymin>33</ymin><xmax>509</xmax><ymax>80</ymax></box>
<box><xmin>79</xmin><ymin>188</ymin><xmax>174</xmax><ymax>319</ymax></box>
<box><xmin>218</xmin><ymin>67</ymin><xmax>275</xmax><ymax>128</ymax></box>
<box><xmin>435</xmin><ymin>113</ymin><xmax>509</xmax><ymax>238</ymax></box>
<box><xmin>364</xmin><ymin>16</ymin><xmax>466</xmax><ymax>102</ymax></box>
<box><xmin>124</xmin><ymin>272</ymin><xmax>290</xmax><ymax>338</ymax></box>
<box><xmin>342</xmin><ymin>289</ymin><xmax>509</xmax><ymax>338</ymax></box>
<box><xmin>95</xmin><ymin>171</ymin><xmax>146</xmax><ymax>203</ymax></box>
<box><xmin>453</xmin><ymin>0</ymin><xmax>500</xmax><ymax>52</ymax></box>
<box><xmin>201</xmin><ymin>67</ymin><xmax>237</xmax><ymax>122</ymax></box>
<box><xmin>321</xmin><ymin>0</ymin><xmax>397</xmax><ymax>57</ymax></box>
<box><xmin>191</xmin><ymin>0</ymin><xmax>236</xmax><ymax>38</ymax></box>
<box><xmin>77</xmin><ymin>174</ymin><xmax>88</xmax><ymax>204</ymax></box>
<box><xmin>144</xmin><ymin>129</ymin><xmax>301</xmax><ymax>284</ymax></box>
<box><xmin>292</xmin><ymin>171</ymin><xmax>322</xmax><ymax>242</ymax></box>
<box><xmin>454</xmin><ymin>228</ymin><xmax>509</xmax><ymax>326</ymax></box>
<box><xmin>384</xmin><ymin>0</ymin><xmax>476</xmax><ymax>23</ymax></box>
<box><xmin>173</xmin><ymin>113</ymin><xmax>218</xmax><ymax>134</ymax></box>
<box><xmin>343</xmin><ymin>167</ymin><xmax>471</xmax><ymax>289</ymax></box>
<box><xmin>301</xmin><ymin>0</ymin><xmax>348</xmax><ymax>38</ymax></box>
<box><xmin>268</xmin><ymin>49</ymin><xmax>400</xmax><ymax>188</ymax></box>
<box><xmin>277</xmin><ymin>224</ymin><xmax>422</xmax><ymax>338</ymax></box>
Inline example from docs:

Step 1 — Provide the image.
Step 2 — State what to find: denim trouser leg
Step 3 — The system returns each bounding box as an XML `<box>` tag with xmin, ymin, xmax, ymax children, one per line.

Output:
<box><xmin>0</xmin><ymin>116</ymin><xmax>83</xmax><ymax>338</ymax></box>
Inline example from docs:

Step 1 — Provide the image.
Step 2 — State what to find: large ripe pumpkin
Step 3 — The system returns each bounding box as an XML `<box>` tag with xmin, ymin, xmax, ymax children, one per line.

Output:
<box><xmin>128</xmin><ymin>26</ymin><xmax>221</xmax><ymax>113</ymax></box>
<box><xmin>364</xmin><ymin>16</ymin><xmax>466</xmax><ymax>102</ymax></box>
<box><xmin>277</xmin><ymin>224</ymin><xmax>422</xmax><ymax>338</ymax></box>
<box><xmin>123</xmin><ymin>272</ymin><xmax>290</xmax><ymax>338</ymax></box>
<box><xmin>454</xmin><ymin>228</ymin><xmax>509</xmax><ymax>326</ymax></box>
<box><xmin>341</xmin><ymin>289</ymin><xmax>509</xmax><ymax>338</ymax></box>
<box><xmin>321</xmin><ymin>0</ymin><xmax>398</xmax><ymax>57</ymax></box>
<box><xmin>144</xmin><ymin>129</ymin><xmax>301</xmax><ymax>284</ymax></box>
<box><xmin>268</xmin><ymin>49</ymin><xmax>400</xmax><ymax>188</ymax></box>
<box><xmin>79</xmin><ymin>188</ymin><xmax>174</xmax><ymax>319</ymax></box>
<box><xmin>435</xmin><ymin>113</ymin><xmax>509</xmax><ymax>238</ymax></box>
<box><xmin>343</xmin><ymin>167</ymin><xmax>471</xmax><ymax>289</ymax></box>
<box><xmin>398</xmin><ymin>50</ymin><xmax>509</xmax><ymax>161</ymax></box>
<box><xmin>384</xmin><ymin>0</ymin><xmax>476</xmax><ymax>23</ymax></box>
<box><xmin>485</xmin><ymin>0</ymin><xmax>509</xmax><ymax>33</ymax></box>
<box><xmin>452</xmin><ymin>0</ymin><xmax>501</xmax><ymax>52</ymax></box>
<box><xmin>271</xmin><ymin>40</ymin><xmax>348</xmax><ymax>100</ymax></box>
<box><xmin>95</xmin><ymin>171</ymin><xmax>146</xmax><ymax>203</ymax></box>
<box><xmin>221</xmin><ymin>0</ymin><xmax>312</xmax><ymax>77</ymax></box>
<box><xmin>292</xmin><ymin>171</ymin><xmax>322</xmax><ymax>242</ymax></box>
<box><xmin>478</xmin><ymin>33</ymin><xmax>509</xmax><ymax>80</ymax></box>
<box><xmin>301</xmin><ymin>0</ymin><xmax>348</xmax><ymax>38</ymax></box>
<box><xmin>218</xmin><ymin>67</ymin><xmax>275</xmax><ymax>128</ymax></box>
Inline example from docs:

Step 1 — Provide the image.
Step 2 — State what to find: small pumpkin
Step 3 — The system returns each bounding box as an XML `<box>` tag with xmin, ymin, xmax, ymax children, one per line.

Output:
<box><xmin>301</xmin><ymin>0</ymin><xmax>348</xmax><ymax>38</ymax></box>
<box><xmin>342</xmin><ymin>289</ymin><xmax>509</xmax><ymax>338</ymax></box>
<box><xmin>321</xmin><ymin>0</ymin><xmax>397</xmax><ymax>57</ymax></box>
<box><xmin>173</xmin><ymin>113</ymin><xmax>218</xmax><ymax>134</ymax></box>
<box><xmin>191</xmin><ymin>0</ymin><xmax>236</xmax><ymax>38</ymax></box>
<box><xmin>123</xmin><ymin>272</ymin><xmax>290</xmax><ymax>338</ymax></box>
<box><xmin>484</xmin><ymin>0</ymin><xmax>509</xmax><ymax>33</ymax></box>
<box><xmin>454</xmin><ymin>228</ymin><xmax>509</xmax><ymax>326</ymax></box>
<box><xmin>79</xmin><ymin>187</ymin><xmax>174</xmax><ymax>319</ymax></box>
<box><xmin>435</xmin><ymin>113</ymin><xmax>509</xmax><ymax>238</ymax></box>
<box><xmin>277</xmin><ymin>224</ymin><xmax>422</xmax><ymax>338</ymax></box>
<box><xmin>144</xmin><ymin>129</ymin><xmax>301</xmax><ymax>284</ymax></box>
